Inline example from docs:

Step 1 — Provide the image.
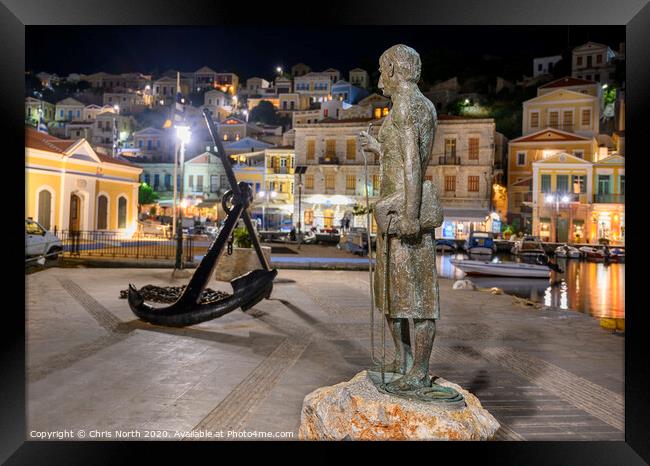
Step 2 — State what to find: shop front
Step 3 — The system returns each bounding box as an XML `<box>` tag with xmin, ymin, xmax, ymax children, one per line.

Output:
<box><xmin>438</xmin><ymin>208</ymin><xmax>490</xmax><ymax>240</ymax></box>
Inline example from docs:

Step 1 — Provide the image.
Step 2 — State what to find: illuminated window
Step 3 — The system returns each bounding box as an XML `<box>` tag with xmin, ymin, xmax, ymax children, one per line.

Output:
<box><xmin>306</xmin><ymin>140</ymin><xmax>315</xmax><ymax>161</ymax></box>
<box><xmin>468</xmin><ymin>176</ymin><xmax>479</xmax><ymax>192</ymax></box>
<box><xmin>374</xmin><ymin>108</ymin><xmax>381</xmax><ymax>119</ymax></box>
<box><xmin>223</xmin><ymin>134</ymin><xmax>228</xmax><ymax>141</ymax></box>
<box><xmin>563</xmin><ymin>110</ymin><xmax>573</xmax><ymax>130</ymax></box>
<box><xmin>325</xmin><ymin>173</ymin><xmax>335</xmax><ymax>189</ymax></box>
<box><xmin>530</xmin><ymin>112</ymin><xmax>539</xmax><ymax>128</ymax></box>
<box><xmin>468</xmin><ymin>137</ymin><xmax>479</xmax><ymax>160</ymax></box>
<box><xmin>382</xmin><ymin>107</ymin><xmax>389</xmax><ymax>116</ymax></box>
<box><xmin>581</xmin><ymin>109</ymin><xmax>591</xmax><ymax>126</ymax></box>
<box><xmin>549</xmin><ymin>111</ymin><xmax>559</xmax><ymax>128</ymax></box>
<box><xmin>372</xmin><ymin>174</ymin><xmax>380</xmax><ymax>194</ymax></box>
<box><xmin>346</xmin><ymin>175</ymin><xmax>356</xmax><ymax>190</ymax></box>
<box><xmin>572</xmin><ymin>175</ymin><xmax>586</xmax><ymax>193</ymax></box>
<box><xmin>346</xmin><ymin>139</ymin><xmax>356</xmax><ymax>160</ymax></box>
<box><xmin>541</xmin><ymin>174</ymin><xmax>551</xmax><ymax>192</ymax></box>
<box><xmin>305</xmin><ymin>174</ymin><xmax>314</xmax><ymax>189</ymax></box>
<box><xmin>304</xmin><ymin>210</ymin><xmax>314</xmax><ymax>225</ymax></box>
<box><xmin>516</xmin><ymin>152</ymin><xmax>526</xmax><ymax>166</ymax></box>
<box><xmin>444</xmin><ymin>138</ymin><xmax>456</xmax><ymax>157</ymax></box>
<box><xmin>444</xmin><ymin>176</ymin><xmax>456</xmax><ymax>192</ymax></box>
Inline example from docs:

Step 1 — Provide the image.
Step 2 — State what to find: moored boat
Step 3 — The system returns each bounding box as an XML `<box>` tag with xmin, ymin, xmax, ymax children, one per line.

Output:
<box><xmin>511</xmin><ymin>235</ymin><xmax>546</xmax><ymax>256</ymax></box>
<box><xmin>463</xmin><ymin>231</ymin><xmax>495</xmax><ymax>256</ymax></box>
<box><xmin>450</xmin><ymin>258</ymin><xmax>551</xmax><ymax>278</ymax></box>
<box><xmin>555</xmin><ymin>244</ymin><xmax>581</xmax><ymax>259</ymax></box>
<box><xmin>435</xmin><ymin>239</ymin><xmax>458</xmax><ymax>252</ymax></box>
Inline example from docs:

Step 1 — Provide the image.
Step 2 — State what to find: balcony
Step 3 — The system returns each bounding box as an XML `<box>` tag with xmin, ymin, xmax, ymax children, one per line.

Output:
<box><xmin>438</xmin><ymin>155</ymin><xmax>461</xmax><ymax>165</ymax></box>
<box><xmin>594</xmin><ymin>193</ymin><xmax>624</xmax><ymax>204</ymax></box>
<box><xmin>272</xmin><ymin>167</ymin><xmax>290</xmax><ymax>174</ymax></box>
<box><xmin>319</xmin><ymin>156</ymin><xmax>340</xmax><ymax>165</ymax></box>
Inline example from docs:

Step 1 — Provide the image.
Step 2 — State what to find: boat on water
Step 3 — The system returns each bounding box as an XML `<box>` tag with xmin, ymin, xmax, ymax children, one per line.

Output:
<box><xmin>579</xmin><ymin>246</ymin><xmax>625</xmax><ymax>262</ymax></box>
<box><xmin>450</xmin><ymin>258</ymin><xmax>551</xmax><ymax>278</ymax></box>
<box><xmin>435</xmin><ymin>239</ymin><xmax>458</xmax><ymax>252</ymax></box>
<box><xmin>511</xmin><ymin>235</ymin><xmax>546</xmax><ymax>256</ymax></box>
<box><xmin>555</xmin><ymin>244</ymin><xmax>581</xmax><ymax>259</ymax></box>
<box><xmin>463</xmin><ymin>231</ymin><xmax>495</xmax><ymax>255</ymax></box>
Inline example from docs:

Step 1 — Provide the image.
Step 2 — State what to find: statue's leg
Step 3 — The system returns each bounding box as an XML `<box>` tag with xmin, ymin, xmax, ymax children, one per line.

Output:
<box><xmin>379</xmin><ymin>317</ymin><xmax>413</xmax><ymax>374</ymax></box>
<box><xmin>386</xmin><ymin>318</ymin><xmax>436</xmax><ymax>391</ymax></box>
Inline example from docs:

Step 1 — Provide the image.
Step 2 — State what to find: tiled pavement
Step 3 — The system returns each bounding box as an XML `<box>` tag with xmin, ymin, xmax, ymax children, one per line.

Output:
<box><xmin>26</xmin><ymin>268</ymin><xmax>624</xmax><ymax>441</ymax></box>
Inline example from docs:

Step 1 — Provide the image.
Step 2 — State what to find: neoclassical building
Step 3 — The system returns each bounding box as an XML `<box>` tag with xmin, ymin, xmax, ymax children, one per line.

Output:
<box><xmin>25</xmin><ymin>128</ymin><xmax>142</xmax><ymax>236</ymax></box>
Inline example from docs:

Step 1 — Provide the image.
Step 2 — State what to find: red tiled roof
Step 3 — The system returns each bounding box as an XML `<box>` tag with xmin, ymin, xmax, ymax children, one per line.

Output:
<box><xmin>25</xmin><ymin>127</ymin><xmax>77</xmax><ymax>153</ymax></box>
<box><xmin>438</xmin><ymin>114</ymin><xmax>490</xmax><ymax>120</ymax></box>
<box><xmin>511</xmin><ymin>128</ymin><xmax>590</xmax><ymax>143</ymax></box>
<box><xmin>26</xmin><ymin>127</ymin><xmax>137</xmax><ymax>168</ymax></box>
<box><xmin>539</xmin><ymin>76</ymin><xmax>597</xmax><ymax>89</ymax></box>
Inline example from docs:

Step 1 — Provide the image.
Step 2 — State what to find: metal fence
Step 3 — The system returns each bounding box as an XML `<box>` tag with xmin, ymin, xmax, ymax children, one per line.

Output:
<box><xmin>59</xmin><ymin>230</ymin><xmax>194</xmax><ymax>261</ymax></box>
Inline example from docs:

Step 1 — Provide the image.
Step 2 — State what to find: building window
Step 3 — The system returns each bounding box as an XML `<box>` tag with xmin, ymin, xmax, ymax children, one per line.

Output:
<box><xmin>581</xmin><ymin>109</ymin><xmax>591</xmax><ymax>126</ymax></box>
<box><xmin>164</xmin><ymin>174</ymin><xmax>172</xmax><ymax>190</ymax></box>
<box><xmin>595</xmin><ymin>73</ymin><xmax>600</xmax><ymax>82</ymax></box>
<box><xmin>325</xmin><ymin>173</ymin><xmax>335</xmax><ymax>189</ymax></box>
<box><xmin>306</xmin><ymin>174</ymin><xmax>314</xmax><ymax>189</ymax></box>
<box><xmin>37</xmin><ymin>190</ymin><xmax>52</xmax><ymax>230</ymax></box>
<box><xmin>530</xmin><ymin>112</ymin><xmax>539</xmax><ymax>128</ymax></box>
<box><xmin>425</xmin><ymin>174</ymin><xmax>433</xmax><ymax>182</ymax></box>
<box><xmin>117</xmin><ymin>197</ymin><xmax>127</xmax><ymax>229</ymax></box>
<box><xmin>382</xmin><ymin>107</ymin><xmax>389</xmax><ymax>116</ymax></box>
<box><xmin>468</xmin><ymin>176</ymin><xmax>479</xmax><ymax>192</ymax></box>
<box><xmin>325</xmin><ymin>140</ymin><xmax>336</xmax><ymax>157</ymax></box>
<box><xmin>468</xmin><ymin>137</ymin><xmax>479</xmax><ymax>160</ymax></box>
<box><xmin>188</xmin><ymin>175</ymin><xmax>194</xmax><ymax>188</ymax></box>
<box><xmin>549</xmin><ymin>111</ymin><xmax>559</xmax><ymax>128</ymax></box>
<box><xmin>153</xmin><ymin>174</ymin><xmax>160</xmax><ymax>189</ymax></box>
<box><xmin>197</xmin><ymin>175</ymin><xmax>204</xmax><ymax>191</ymax></box>
<box><xmin>444</xmin><ymin>176</ymin><xmax>456</xmax><ymax>192</ymax></box>
<box><xmin>143</xmin><ymin>173</ymin><xmax>150</xmax><ymax>185</ymax></box>
<box><xmin>210</xmin><ymin>175</ymin><xmax>218</xmax><ymax>193</ymax></box>
<box><xmin>563</xmin><ymin>110</ymin><xmax>573</xmax><ymax>130</ymax></box>
<box><xmin>444</xmin><ymin>138</ymin><xmax>457</xmax><ymax>157</ymax></box>
<box><xmin>304</xmin><ymin>210</ymin><xmax>314</xmax><ymax>225</ymax></box>
<box><xmin>556</xmin><ymin>175</ymin><xmax>569</xmax><ymax>193</ymax></box>
<box><xmin>346</xmin><ymin>139</ymin><xmax>356</xmax><ymax>160</ymax></box>
<box><xmin>541</xmin><ymin>174</ymin><xmax>551</xmax><ymax>192</ymax></box>
<box><xmin>573</xmin><ymin>150</ymin><xmax>584</xmax><ymax>159</ymax></box>
<box><xmin>598</xmin><ymin>175</ymin><xmax>611</xmax><ymax>194</ymax></box>
<box><xmin>516</xmin><ymin>152</ymin><xmax>526</xmax><ymax>166</ymax></box>
<box><xmin>306</xmin><ymin>140</ymin><xmax>315</xmax><ymax>161</ymax></box>
<box><xmin>346</xmin><ymin>174</ymin><xmax>356</xmax><ymax>190</ymax></box>
<box><xmin>372</xmin><ymin>174</ymin><xmax>380</xmax><ymax>195</ymax></box>
<box><xmin>597</xmin><ymin>54</ymin><xmax>603</xmax><ymax>64</ymax></box>
<box><xmin>374</xmin><ymin>108</ymin><xmax>381</xmax><ymax>119</ymax></box>
<box><xmin>577</xmin><ymin>56</ymin><xmax>583</xmax><ymax>66</ymax></box>
<box><xmin>97</xmin><ymin>195</ymin><xmax>108</xmax><ymax>230</ymax></box>
<box><xmin>572</xmin><ymin>175</ymin><xmax>586</xmax><ymax>194</ymax></box>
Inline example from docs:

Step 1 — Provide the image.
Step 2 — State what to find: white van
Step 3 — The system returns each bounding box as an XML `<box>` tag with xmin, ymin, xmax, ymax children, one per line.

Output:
<box><xmin>25</xmin><ymin>219</ymin><xmax>63</xmax><ymax>259</ymax></box>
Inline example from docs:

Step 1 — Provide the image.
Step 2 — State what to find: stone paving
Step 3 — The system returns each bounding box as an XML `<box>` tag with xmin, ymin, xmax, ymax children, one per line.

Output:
<box><xmin>26</xmin><ymin>267</ymin><xmax>624</xmax><ymax>441</ymax></box>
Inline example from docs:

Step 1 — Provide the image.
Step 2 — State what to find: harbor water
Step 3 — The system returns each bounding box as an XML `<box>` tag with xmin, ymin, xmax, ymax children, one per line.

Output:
<box><xmin>437</xmin><ymin>252</ymin><xmax>625</xmax><ymax>319</ymax></box>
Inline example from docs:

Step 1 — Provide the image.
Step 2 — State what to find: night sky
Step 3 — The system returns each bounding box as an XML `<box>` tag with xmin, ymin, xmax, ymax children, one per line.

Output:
<box><xmin>26</xmin><ymin>26</ymin><xmax>625</xmax><ymax>81</ymax></box>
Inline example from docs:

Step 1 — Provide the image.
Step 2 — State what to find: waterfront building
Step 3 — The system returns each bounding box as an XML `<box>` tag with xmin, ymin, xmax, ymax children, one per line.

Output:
<box><xmin>102</xmin><ymin>92</ymin><xmax>148</xmax><ymax>114</ymax></box>
<box><xmin>338</xmin><ymin>93</ymin><xmax>390</xmax><ymax>120</ymax></box>
<box><xmin>25</xmin><ymin>97</ymin><xmax>55</xmax><ymax>126</ymax></box>
<box><xmin>82</xmin><ymin>104</ymin><xmax>116</xmax><ymax>121</ymax></box>
<box><xmin>571</xmin><ymin>41</ymin><xmax>619</xmax><ymax>86</ymax></box>
<box><xmin>348</xmin><ymin>68</ymin><xmax>369</xmax><ymax>89</ymax></box>
<box><xmin>25</xmin><ymin>127</ymin><xmax>142</xmax><ymax>235</ymax></box>
<box><xmin>245</xmin><ymin>77</ymin><xmax>271</xmax><ymax>95</ymax></box>
<box><xmin>194</xmin><ymin>66</ymin><xmax>218</xmax><ymax>91</ymax></box>
<box><xmin>133</xmin><ymin>127</ymin><xmax>173</xmax><ymax>162</ymax></box>
<box><xmin>531</xmin><ymin>152</ymin><xmax>624</xmax><ymax>244</ymax></box>
<box><xmin>294</xmin><ymin>72</ymin><xmax>332</xmax><ymax>102</ymax></box>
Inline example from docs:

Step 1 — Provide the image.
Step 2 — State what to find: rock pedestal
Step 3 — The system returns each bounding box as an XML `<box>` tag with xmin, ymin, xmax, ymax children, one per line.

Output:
<box><xmin>299</xmin><ymin>370</ymin><xmax>499</xmax><ymax>440</ymax></box>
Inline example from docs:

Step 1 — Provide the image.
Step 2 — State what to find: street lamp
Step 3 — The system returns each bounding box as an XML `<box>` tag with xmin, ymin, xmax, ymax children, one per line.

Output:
<box><xmin>257</xmin><ymin>190</ymin><xmax>277</xmax><ymax>230</ymax></box>
<box><xmin>174</xmin><ymin>125</ymin><xmax>192</xmax><ymax>271</ymax></box>
<box><xmin>242</xmin><ymin>109</ymin><xmax>249</xmax><ymax>122</ymax></box>
<box><xmin>276</xmin><ymin>66</ymin><xmax>283</xmax><ymax>75</ymax></box>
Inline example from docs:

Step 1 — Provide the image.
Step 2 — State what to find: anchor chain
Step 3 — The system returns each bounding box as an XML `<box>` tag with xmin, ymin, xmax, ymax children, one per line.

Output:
<box><xmin>120</xmin><ymin>284</ymin><xmax>230</xmax><ymax>304</ymax></box>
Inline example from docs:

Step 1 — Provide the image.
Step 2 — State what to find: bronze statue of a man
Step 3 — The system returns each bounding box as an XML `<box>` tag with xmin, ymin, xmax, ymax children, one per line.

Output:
<box><xmin>360</xmin><ymin>44</ymin><xmax>440</xmax><ymax>393</ymax></box>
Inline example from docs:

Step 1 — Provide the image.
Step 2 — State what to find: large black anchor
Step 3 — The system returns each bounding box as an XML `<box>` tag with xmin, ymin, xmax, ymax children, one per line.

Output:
<box><xmin>126</xmin><ymin>108</ymin><xmax>277</xmax><ymax>326</ymax></box>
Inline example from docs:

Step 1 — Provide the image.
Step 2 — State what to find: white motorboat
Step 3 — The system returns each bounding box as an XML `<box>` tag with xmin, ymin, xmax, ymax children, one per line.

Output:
<box><xmin>555</xmin><ymin>244</ymin><xmax>581</xmax><ymax>259</ymax></box>
<box><xmin>463</xmin><ymin>231</ymin><xmax>496</xmax><ymax>256</ymax></box>
<box><xmin>579</xmin><ymin>246</ymin><xmax>625</xmax><ymax>262</ymax></box>
<box><xmin>450</xmin><ymin>258</ymin><xmax>551</xmax><ymax>278</ymax></box>
<box><xmin>511</xmin><ymin>235</ymin><xmax>546</xmax><ymax>256</ymax></box>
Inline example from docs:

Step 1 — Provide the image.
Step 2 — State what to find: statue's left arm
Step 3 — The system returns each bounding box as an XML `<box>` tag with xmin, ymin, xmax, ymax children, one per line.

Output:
<box><xmin>393</xmin><ymin>104</ymin><xmax>421</xmax><ymax>239</ymax></box>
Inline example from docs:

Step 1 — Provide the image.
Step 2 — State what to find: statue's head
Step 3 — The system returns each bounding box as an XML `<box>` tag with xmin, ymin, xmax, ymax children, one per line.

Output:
<box><xmin>378</xmin><ymin>44</ymin><xmax>421</xmax><ymax>97</ymax></box>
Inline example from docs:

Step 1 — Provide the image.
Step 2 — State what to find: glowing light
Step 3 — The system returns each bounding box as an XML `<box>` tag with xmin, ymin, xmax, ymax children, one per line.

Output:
<box><xmin>176</xmin><ymin>125</ymin><xmax>191</xmax><ymax>144</ymax></box>
<box><xmin>276</xmin><ymin>66</ymin><xmax>282</xmax><ymax>73</ymax></box>
<box><xmin>602</xmin><ymin>83</ymin><xmax>608</xmax><ymax>89</ymax></box>
<box><xmin>561</xmin><ymin>195</ymin><xmax>570</xmax><ymax>203</ymax></box>
<box><xmin>464</xmin><ymin>99</ymin><xmax>470</xmax><ymax>104</ymax></box>
<box><xmin>545</xmin><ymin>195</ymin><xmax>555</xmax><ymax>203</ymax></box>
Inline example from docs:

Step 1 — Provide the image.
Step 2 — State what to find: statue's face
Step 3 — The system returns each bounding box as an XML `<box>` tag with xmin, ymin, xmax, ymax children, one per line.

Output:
<box><xmin>378</xmin><ymin>56</ymin><xmax>397</xmax><ymax>97</ymax></box>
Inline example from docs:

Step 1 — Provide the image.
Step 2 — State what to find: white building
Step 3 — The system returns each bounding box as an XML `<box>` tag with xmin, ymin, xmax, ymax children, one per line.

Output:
<box><xmin>245</xmin><ymin>77</ymin><xmax>271</xmax><ymax>95</ymax></box>
<box><xmin>349</xmin><ymin>68</ymin><xmax>369</xmax><ymax>89</ymax></box>
<box><xmin>294</xmin><ymin>72</ymin><xmax>332</xmax><ymax>102</ymax></box>
<box><xmin>55</xmin><ymin>97</ymin><xmax>85</xmax><ymax>122</ymax></box>
<box><xmin>533</xmin><ymin>55</ymin><xmax>562</xmax><ymax>77</ymax></box>
<box><xmin>572</xmin><ymin>41</ymin><xmax>619</xmax><ymax>85</ymax></box>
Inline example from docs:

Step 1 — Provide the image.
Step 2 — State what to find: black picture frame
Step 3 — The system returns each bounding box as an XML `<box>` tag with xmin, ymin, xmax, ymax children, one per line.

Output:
<box><xmin>4</xmin><ymin>0</ymin><xmax>648</xmax><ymax>463</ymax></box>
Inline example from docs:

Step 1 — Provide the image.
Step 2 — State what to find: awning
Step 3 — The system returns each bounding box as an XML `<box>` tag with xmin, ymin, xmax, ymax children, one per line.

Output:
<box><xmin>443</xmin><ymin>208</ymin><xmax>489</xmax><ymax>222</ymax></box>
<box><xmin>196</xmin><ymin>200</ymin><xmax>220</xmax><ymax>209</ymax></box>
<box><xmin>539</xmin><ymin>217</ymin><xmax>551</xmax><ymax>223</ymax></box>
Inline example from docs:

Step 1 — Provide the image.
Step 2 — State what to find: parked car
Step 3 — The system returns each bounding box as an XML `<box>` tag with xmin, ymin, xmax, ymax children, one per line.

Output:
<box><xmin>25</xmin><ymin>219</ymin><xmax>62</xmax><ymax>259</ymax></box>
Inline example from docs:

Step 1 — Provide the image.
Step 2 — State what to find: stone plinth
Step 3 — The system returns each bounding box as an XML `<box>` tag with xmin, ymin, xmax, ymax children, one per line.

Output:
<box><xmin>214</xmin><ymin>246</ymin><xmax>272</xmax><ymax>282</ymax></box>
<box><xmin>299</xmin><ymin>370</ymin><xmax>499</xmax><ymax>440</ymax></box>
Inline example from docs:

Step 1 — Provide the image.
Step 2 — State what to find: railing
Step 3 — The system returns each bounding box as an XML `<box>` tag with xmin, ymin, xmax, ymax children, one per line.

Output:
<box><xmin>438</xmin><ymin>155</ymin><xmax>461</xmax><ymax>165</ymax></box>
<box><xmin>548</xmin><ymin>124</ymin><xmax>574</xmax><ymax>132</ymax></box>
<box><xmin>318</xmin><ymin>156</ymin><xmax>340</xmax><ymax>165</ymax></box>
<box><xmin>594</xmin><ymin>193</ymin><xmax>625</xmax><ymax>204</ymax></box>
<box><xmin>273</xmin><ymin>167</ymin><xmax>289</xmax><ymax>174</ymax></box>
<box><xmin>59</xmin><ymin>230</ymin><xmax>194</xmax><ymax>261</ymax></box>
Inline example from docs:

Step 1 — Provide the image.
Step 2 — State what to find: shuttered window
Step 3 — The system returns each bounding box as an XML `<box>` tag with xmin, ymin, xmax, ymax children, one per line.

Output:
<box><xmin>444</xmin><ymin>176</ymin><xmax>456</xmax><ymax>192</ymax></box>
<box><xmin>468</xmin><ymin>176</ymin><xmax>479</xmax><ymax>192</ymax></box>
<box><xmin>468</xmin><ymin>137</ymin><xmax>479</xmax><ymax>160</ymax></box>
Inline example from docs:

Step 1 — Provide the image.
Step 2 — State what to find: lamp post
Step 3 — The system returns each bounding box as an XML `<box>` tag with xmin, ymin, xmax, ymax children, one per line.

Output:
<box><xmin>112</xmin><ymin>105</ymin><xmax>120</xmax><ymax>158</ymax></box>
<box><xmin>257</xmin><ymin>190</ymin><xmax>277</xmax><ymax>230</ymax></box>
<box><xmin>174</xmin><ymin>125</ymin><xmax>191</xmax><ymax>271</ymax></box>
<box><xmin>545</xmin><ymin>193</ymin><xmax>570</xmax><ymax>242</ymax></box>
<box><xmin>295</xmin><ymin>166</ymin><xmax>308</xmax><ymax>235</ymax></box>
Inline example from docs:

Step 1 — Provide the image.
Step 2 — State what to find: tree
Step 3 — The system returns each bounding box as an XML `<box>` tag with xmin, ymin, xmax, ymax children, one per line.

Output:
<box><xmin>138</xmin><ymin>183</ymin><xmax>159</xmax><ymax>206</ymax></box>
<box><xmin>249</xmin><ymin>100</ymin><xmax>281</xmax><ymax>126</ymax></box>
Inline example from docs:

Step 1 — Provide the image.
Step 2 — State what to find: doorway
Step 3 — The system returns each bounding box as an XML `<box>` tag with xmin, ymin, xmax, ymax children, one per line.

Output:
<box><xmin>557</xmin><ymin>218</ymin><xmax>568</xmax><ymax>243</ymax></box>
<box><xmin>69</xmin><ymin>193</ymin><xmax>81</xmax><ymax>231</ymax></box>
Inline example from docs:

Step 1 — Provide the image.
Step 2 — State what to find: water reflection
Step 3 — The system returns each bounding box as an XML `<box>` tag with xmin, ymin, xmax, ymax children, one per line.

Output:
<box><xmin>437</xmin><ymin>252</ymin><xmax>624</xmax><ymax>319</ymax></box>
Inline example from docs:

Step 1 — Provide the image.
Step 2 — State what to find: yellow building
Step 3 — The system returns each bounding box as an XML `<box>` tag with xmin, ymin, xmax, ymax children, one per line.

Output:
<box><xmin>25</xmin><ymin>128</ymin><xmax>142</xmax><ymax>236</ymax></box>
<box><xmin>532</xmin><ymin>152</ymin><xmax>624</xmax><ymax>244</ymax></box>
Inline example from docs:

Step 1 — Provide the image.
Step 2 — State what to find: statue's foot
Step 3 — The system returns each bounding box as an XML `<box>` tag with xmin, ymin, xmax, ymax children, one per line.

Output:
<box><xmin>385</xmin><ymin>372</ymin><xmax>431</xmax><ymax>392</ymax></box>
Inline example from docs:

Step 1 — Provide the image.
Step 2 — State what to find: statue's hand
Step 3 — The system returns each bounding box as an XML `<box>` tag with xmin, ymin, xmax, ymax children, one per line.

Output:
<box><xmin>397</xmin><ymin>217</ymin><xmax>420</xmax><ymax>240</ymax></box>
<box><xmin>359</xmin><ymin>131</ymin><xmax>381</xmax><ymax>155</ymax></box>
